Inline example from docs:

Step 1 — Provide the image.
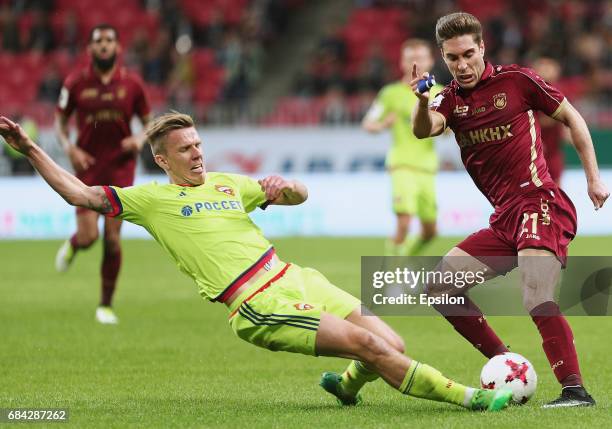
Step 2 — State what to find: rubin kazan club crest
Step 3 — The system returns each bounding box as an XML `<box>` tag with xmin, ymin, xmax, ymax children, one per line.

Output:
<box><xmin>493</xmin><ymin>93</ymin><xmax>507</xmax><ymax>110</ymax></box>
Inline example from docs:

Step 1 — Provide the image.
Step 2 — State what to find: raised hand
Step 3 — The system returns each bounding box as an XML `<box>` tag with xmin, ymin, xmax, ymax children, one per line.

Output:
<box><xmin>409</xmin><ymin>63</ymin><xmax>432</xmax><ymax>103</ymax></box>
<box><xmin>258</xmin><ymin>175</ymin><xmax>294</xmax><ymax>202</ymax></box>
<box><xmin>0</xmin><ymin>116</ymin><xmax>35</xmax><ymax>154</ymax></box>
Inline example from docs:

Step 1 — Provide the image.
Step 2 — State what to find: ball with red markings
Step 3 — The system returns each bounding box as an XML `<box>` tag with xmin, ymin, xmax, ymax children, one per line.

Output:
<box><xmin>480</xmin><ymin>352</ymin><xmax>537</xmax><ymax>404</ymax></box>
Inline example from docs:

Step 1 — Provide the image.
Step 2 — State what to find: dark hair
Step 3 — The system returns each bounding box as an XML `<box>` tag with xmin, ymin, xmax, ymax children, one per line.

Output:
<box><xmin>89</xmin><ymin>24</ymin><xmax>119</xmax><ymax>42</ymax></box>
<box><xmin>435</xmin><ymin>12</ymin><xmax>482</xmax><ymax>48</ymax></box>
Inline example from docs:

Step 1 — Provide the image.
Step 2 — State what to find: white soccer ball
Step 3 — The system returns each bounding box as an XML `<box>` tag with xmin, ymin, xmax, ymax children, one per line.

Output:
<box><xmin>480</xmin><ymin>352</ymin><xmax>537</xmax><ymax>404</ymax></box>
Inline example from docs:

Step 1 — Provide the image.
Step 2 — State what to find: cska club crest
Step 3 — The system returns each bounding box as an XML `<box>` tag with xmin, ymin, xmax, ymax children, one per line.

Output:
<box><xmin>294</xmin><ymin>303</ymin><xmax>314</xmax><ymax>311</ymax></box>
<box><xmin>493</xmin><ymin>93</ymin><xmax>507</xmax><ymax>110</ymax></box>
<box><xmin>215</xmin><ymin>185</ymin><xmax>235</xmax><ymax>196</ymax></box>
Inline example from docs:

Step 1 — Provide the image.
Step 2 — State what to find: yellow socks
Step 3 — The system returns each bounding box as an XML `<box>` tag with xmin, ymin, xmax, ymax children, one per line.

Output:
<box><xmin>399</xmin><ymin>360</ymin><xmax>475</xmax><ymax>407</ymax></box>
<box><xmin>340</xmin><ymin>360</ymin><xmax>380</xmax><ymax>396</ymax></box>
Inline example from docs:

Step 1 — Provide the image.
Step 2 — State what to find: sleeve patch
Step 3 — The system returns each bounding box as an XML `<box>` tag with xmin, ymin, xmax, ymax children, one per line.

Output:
<box><xmin>429</xmin><ymin>93</ymin><xmax>445</xmax><ymax>109</ymax></box>
<box><xmin>103</xmin><ymin>186</ymin><xmax>123</xmax><ymax>217</ymax></box>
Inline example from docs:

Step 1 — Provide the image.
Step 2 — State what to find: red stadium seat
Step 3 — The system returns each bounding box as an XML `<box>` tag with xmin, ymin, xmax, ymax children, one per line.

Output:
<box><xmin>192</xmin><ymin>48</ymin><xmax>216</xmax><ymax>71</ymax></box>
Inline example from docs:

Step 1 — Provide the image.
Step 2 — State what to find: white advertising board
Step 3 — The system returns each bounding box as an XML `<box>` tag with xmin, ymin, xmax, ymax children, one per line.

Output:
<box><xmin>0</xmin><ymin>170</ymin><xmax>609</xmax><ymax>239</ymax></box>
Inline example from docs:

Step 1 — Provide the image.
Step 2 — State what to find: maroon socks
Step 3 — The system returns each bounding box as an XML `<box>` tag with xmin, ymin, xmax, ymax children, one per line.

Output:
<box><xmin>530</xmin><ymin>301</ymin><xmax>583</xmax><ymax>387</ymax></box>
<box><xmin>100</xmin><ymin>248</ymin><xmax>121</xmax><ymax>307</ymax></box>
<box><xmin>435</xmin><ymin>296</ymin><xmax>509</xmax><ymax>358</ymax></box>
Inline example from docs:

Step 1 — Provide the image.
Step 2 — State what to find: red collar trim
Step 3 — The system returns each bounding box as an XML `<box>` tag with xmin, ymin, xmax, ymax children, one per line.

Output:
<box><xmin>479</xmin><ymin>61</ymin><xmax>494</xmax><ymax>83</ymax></box>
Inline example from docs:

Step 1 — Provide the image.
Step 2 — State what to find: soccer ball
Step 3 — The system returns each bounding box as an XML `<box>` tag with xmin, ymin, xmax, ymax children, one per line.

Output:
<box><xmin>480</xmin><ymin>352</ymin><xmax>537</xmax><ymax>404</ymax></box>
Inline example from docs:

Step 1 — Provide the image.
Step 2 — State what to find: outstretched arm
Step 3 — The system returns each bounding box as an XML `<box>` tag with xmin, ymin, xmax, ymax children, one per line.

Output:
<box><xmin>1</xmin><ymin>116</ymin><xmax>113</xmax><ymax>214</ymax></box>
<box><xmin>258</xmin><ymin>175</ymin><xmax>308</xmax><ymax>206</ymax></box>
<box><xmin>552</xmin><ymin>102</ymin><xmax>610</xmax><ymax>209</ymax></box>
<box><xmin>54</xmin><ymin>111</ymin><xmax>96</xmax><ymax>172</ymax></box>
<box><xmin>409</xmin><ymin>64</ymin><xmax>446</xmax><ymax>138</ymax></box>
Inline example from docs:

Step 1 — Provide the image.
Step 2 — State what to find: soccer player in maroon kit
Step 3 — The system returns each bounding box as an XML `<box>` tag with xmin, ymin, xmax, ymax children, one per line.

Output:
<box><xmin>54</xmin><ymin>24</ymin><xmax>151</xmax><ymax>324</ymax></box>
<box><xmin>411</xmin><ymin>12</ymin><xmax>609</xmax><ymax>407</ymax></box>
<box><xmin>533</xmin><ymin>57</ymin><xmax>566</xmax><ymax>186</ymax></box>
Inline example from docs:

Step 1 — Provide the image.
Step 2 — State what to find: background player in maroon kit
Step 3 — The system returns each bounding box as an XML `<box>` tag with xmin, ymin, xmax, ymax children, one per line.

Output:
<box><xmin>533</xmin><ymin>57</ymin><xmax>567</xmax><ymax>186</ymax></box>
<box><xmin>411</xmin><ymin>12</ymin><xmax>609</xmax><ymax>407</ymax></box>
<box><xmin>55</xmin><ymin>24</ymin><xmax>151</xmax><ymax>324</ymax></box>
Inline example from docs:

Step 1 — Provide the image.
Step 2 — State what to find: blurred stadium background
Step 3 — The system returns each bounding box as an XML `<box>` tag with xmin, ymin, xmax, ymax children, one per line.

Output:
<box><xmin>1</xmin><ymin>0</ymin><xmax>611</xmax><ymax>239</ymax></box>
<box><xmin>1</xmin><ymin>2</ymin><xmax>611</xmax><ymax>427</ymax></box>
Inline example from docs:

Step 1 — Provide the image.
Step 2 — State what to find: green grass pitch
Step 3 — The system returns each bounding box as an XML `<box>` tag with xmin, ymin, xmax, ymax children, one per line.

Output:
<box><xmin>1</xmin><ymin>236</ymin><xmax>610</xmax><ymax>428</ymax></box>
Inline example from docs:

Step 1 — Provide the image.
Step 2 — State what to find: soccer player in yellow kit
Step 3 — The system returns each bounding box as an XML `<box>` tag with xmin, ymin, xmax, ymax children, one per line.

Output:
<box><xmin>0</xmin><ymin>113</ymin><xmax>512</xmax><ymax>411</ymax></box>
<box><xmin>363</xmin><ymin>39</ymin><xmax>443</xmax><ymax>256</ymax></box>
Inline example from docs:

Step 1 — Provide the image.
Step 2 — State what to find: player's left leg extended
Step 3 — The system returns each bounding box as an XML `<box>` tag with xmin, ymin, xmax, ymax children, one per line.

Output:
<box><xmin>229</xmin><ymin>264</ymin><xmax>510</xmax><ymax>410</ymax></box>
<box><xmin>518</xmin><ymin>248</ymin><xmax>595</xmax><ymax>408</ymax></box>
<box><xmin>96</xmin><ymin>216</ymin><xmax>124</xmax><ymax>324</ymax></box>
<box><xmin>320</xmin><ymin>308</ymin><xmax>405</xmax><ymax>405</ymax></box>
<box><xmin>316</xmin><ymin>312</ymin><xmax>511</xmax><ymax>411</ymax></box>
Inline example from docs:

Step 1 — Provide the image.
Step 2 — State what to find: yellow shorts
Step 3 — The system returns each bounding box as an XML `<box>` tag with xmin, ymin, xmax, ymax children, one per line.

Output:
<box><xmin>229</xmin><ymin>263</ymin><xmax>361</xmax><ymax>356</ymax></box>
<box><xmin>390</xmin><ymin>168</ymin><xmax>437</xmax><ymax>221</ymax></box>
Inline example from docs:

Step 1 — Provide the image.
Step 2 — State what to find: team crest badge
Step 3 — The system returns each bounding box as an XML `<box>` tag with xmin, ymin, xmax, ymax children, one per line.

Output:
<box><xmin>493</xmin><ymin>93</ymin><xmax>507</xmax><ymax>110</ymax></box>
<box><xmin>215</xmin><ymin>185</ymin><xmax>235</xmax><ymax>196</ymax></box>
<box><xmin>294</xmin><ymin>303</ymin><xmax>314</xmax><ymax>311</ymax></box>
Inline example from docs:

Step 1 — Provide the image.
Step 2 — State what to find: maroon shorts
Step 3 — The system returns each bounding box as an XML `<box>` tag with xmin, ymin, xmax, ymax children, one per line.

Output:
<box><xmin>457</xmin><ymin>186</ymin><xmax>577</xmax><ymax>275</ymax></box>
<box><xmin>76</xmin><ymin>163</ymin><xmax>135</xmax><ymax>215</ymax></box>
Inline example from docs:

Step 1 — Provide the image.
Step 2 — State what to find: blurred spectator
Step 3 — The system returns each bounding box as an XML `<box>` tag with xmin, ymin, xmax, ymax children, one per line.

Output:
<box><xmin>37</xmin><ymin>65</ymin><xmax>62</xmax><ymax>103</ymax></box>
<box><xmin>359</xmin><ymin>42</ymin><xmax>388</xmax><ymax>92</ymax></box>
<box><xmin>318</xmin><ymin>24</ymin><xmax>347</xmax><ymax>63</ymax></box>
<box><xmin>220</xmin><ymin>32</ymin><xmax>262</xmax><ymax>105</ymax></box>
<box><xmin>26</xmin><ymin>9</ymin><xmax>55</xmax><ymax>52</ymax></box>
<box><xmin>308</xmin><ymin>49</ymin><xmax>345</xmax><ymax>95</ymax></box>
<box><xmin>142</xmin><ymin>28</ymin><xmax>173</xmax><ymax>84</ymax></box>
<box><xmin>1</xmin><ymin>6</ymin><xmax>21</xmax><ymax>52</ymax></box>
<box><xmin>321</xmin><ymin>86</ymin><xmax>349</xmax><ymax>125</ymax></box>
<box><xmin>167</xmin><ymin>48</ymin><xmax>195</xmax><ymax>115</ymax></box>
<box><xmin>125</xmin><ymin>28</ymin><xmax>149</xmax><ymax>72</ymax></box>
<box><xmin>1</xmin><ymin>0</ymin><xmax>611</xmax><ymax>133</ymax></box>
<box><xmin>196</xmin><ymin>7</ymin><xmax>225</xmax><ymax>50</ymax></box>
<box><xmin>57</xmin><ymin>10</ymin><xmax>79</xmax><ymax>55</ymax></box>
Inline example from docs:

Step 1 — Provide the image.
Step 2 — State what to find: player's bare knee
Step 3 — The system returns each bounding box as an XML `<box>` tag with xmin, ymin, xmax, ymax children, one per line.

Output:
<box><xmin>424</xmin><ymin>262</ymin><xmax>455</xmax><ymax>297</ymax></box>
<box><xmin>352</xmin><ymin>329</ymin><xmax>392</xmax><ymax>364</ymax></box>
<box><xmin>390</xmin><ymin>334</ymin><xmax>405</xmax><ymax>354</ymax></box>
<box><xmin>76</xmin><ymin>230</ymin><xmax>98</xmax><ymax>248</ymax></box>
<box><xmin>522</xmin><ymin>283</ymin><xmax>555</xmax><ymax>313</ymax></box>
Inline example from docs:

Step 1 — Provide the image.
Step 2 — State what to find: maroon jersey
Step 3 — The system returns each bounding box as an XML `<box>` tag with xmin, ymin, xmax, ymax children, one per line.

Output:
<box><xmin>431</xmin><ymin>62</ymin><xmax>567</xmax><ymax>208</ymax></box>
<box><xmin>539</xmin><ymin>114</ymin><xmax>565</xmax><ymax>184</ymax></box>
<box><xmin>57</xmin><ymin>64</ymin><xmax>150</xmax><ymax>176</ymax></box>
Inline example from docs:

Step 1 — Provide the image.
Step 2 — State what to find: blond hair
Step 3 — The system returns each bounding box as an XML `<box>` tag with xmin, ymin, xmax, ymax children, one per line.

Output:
<box><xmin>146</xmin><ymin>111</ymin><xmax>194</xmax><ymax>154</ymax></box>
<box><xmin>435</xmin><ymin>12</ymin><xmax>482</xmax><ymax>48</ymax></box>
<box><xmin>401</xmin><ymin>38</ymin><xmax>433</xmax><ymax>54</ymax></box>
